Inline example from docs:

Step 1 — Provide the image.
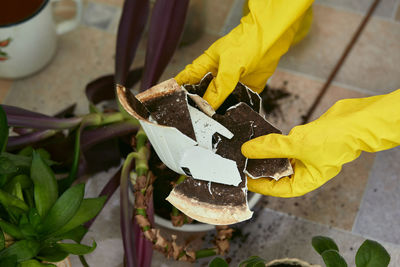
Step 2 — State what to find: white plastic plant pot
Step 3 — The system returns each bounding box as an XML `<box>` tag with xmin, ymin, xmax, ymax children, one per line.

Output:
<box><xmin>155</xmin><ymin>193</ymin><xmax>262</xmax><ymax>232</ymax></box>
<box><xmin>266</xmin><ymin>258</ymin><xmax>321</xmax><ymax>267</ymax></box>
<box><xmin>117</xmin><ymin>73</ymin><xmax>293</xmax><ymax>226</ymax></box>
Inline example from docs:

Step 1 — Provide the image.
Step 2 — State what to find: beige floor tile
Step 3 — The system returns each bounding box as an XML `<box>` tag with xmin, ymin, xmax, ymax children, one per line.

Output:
<box><xmin>204</xmin><ymin>0</ymin><xmax>234</xmax><ymax>35</ymax></box>
<box><xmin>4</xmin><ymin>26</ymin><xmax>115</xmax><ymax>115</ymax></box>
<box><xmin>0</xmin><ymin>79</ymin><xmax>12</xmax><ymax>103</ymax></box>
<box><xmin>265</xmin><ymin>69</ymin><xmax>323</xmax><ymax>134</ymax></box>
<box><xmin>262</xmin><ymin>152</ymin><xmax>375</xmax><ymax>231</ymax></box>
<box><xmin>316</xmin><ymin>0</ymin><xmax>399</xmax><ymax>19</ymax></box>
<box><xmin>396</xmin><ymin>3</ymin><xmax>400</xmax><ymax>21</ymax></box>
<box><xmin>157</xmin><ymin>33</ymin><xmax>219</xmax><ymax>83</ymax></box>
<box><xmin>335</xmin><ymin>16</ymin><xmax>400</xmax><ymax>94</ymax></box>
<box><xmin>278</xmin><ymin>5</ymin><xmax>363</xmax><ymax>86</ymax></box>
<box><xmin>279</xmin><ymin>4</ymin><xmax>400</xmax><ymax>95</ymax></box>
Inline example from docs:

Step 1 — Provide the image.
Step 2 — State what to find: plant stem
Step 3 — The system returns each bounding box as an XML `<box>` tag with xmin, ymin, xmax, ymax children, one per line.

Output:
<box><xmin>100</xmin><ymin>112</ymin><xmax>125</xmax><ymax>125</ymax></box>
<box><xmin>135</xmin><ymin>128</ymin><xmax>148</xmax><ymax>176</ymax></box>
<box><xmin>195</xmin><ymin>248</ymin><xmax>218</xmax><ymax>259</ymax></box>
<box><xmin>121</xmin><ymin>152</ymin><xmax>138</xmax><ymax>267</ymax></box>
<box><xmin>79</xmin><ymin>255</ymin><xmax>90</xmax><ymax>267</ymax></box>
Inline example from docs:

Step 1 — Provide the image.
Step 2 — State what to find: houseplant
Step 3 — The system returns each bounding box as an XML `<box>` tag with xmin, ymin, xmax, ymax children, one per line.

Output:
<box><xmin>208</xmin><ymin>235</ymin><xmax>391</xmax><ymax>267</ymax></box>
<box><xmin>1</xmin><ymin>0</ymin><xmax>240</xmax><ymax>265</ymax></box>
<box><xmin>0</xmin><ymin>107</ymin><xmax>106</xmax><ymax>266</ymax></box>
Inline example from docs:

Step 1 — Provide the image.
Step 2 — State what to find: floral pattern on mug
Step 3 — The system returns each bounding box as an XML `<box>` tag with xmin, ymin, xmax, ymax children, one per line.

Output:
<box><xmin>0</xmin><ymin>38</ymin><xmax>12</xmax><ymax>61</ymax></box>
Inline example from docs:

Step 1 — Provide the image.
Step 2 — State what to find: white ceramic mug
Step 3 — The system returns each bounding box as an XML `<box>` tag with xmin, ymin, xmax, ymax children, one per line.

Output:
<box><xmin>0</xmin><ymin>0</ymin><xmax>82</xmax><ymax>79</ymax></box>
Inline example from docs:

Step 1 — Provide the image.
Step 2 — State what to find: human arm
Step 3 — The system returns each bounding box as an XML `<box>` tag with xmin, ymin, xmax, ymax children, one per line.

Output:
<box><xmin>175</xmin><ymin>0</ymin><xmax>314</xmax><ymax>109</ymax></box>
<box><xmin>242</xmin><ymin>89</ymin><xmax>400</xmax><ymax>197</ymax></box>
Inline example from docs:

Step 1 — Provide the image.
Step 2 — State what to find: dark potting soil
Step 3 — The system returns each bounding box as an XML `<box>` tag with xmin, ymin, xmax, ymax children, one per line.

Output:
<box><xmin>259</xmin><ymin>83</ymin><xmax>293</xmax><ymax>118</ymax></box>
<box><xmin>149</xmin><ymin>149</ymin><xmax>179</xmax><ymax>220</ymax></box>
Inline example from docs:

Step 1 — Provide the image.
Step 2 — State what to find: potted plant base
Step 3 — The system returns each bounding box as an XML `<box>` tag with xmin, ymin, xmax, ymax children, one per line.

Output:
<box><xmin>265</xmin><ymin>258</ymin><xmax>321</xmax><ymax>267</ymax></box>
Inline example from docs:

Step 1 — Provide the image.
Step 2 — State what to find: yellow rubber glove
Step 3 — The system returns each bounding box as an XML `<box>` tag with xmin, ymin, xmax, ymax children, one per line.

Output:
<box><xmin>175</xmin><ymin>0</ymin><xmax>314</xmax><ymax>109</ymax></box>
<box><xmin>242</xmin><ymin>89</ymin><xmax>400</xmax><ymax>197</ymax></box>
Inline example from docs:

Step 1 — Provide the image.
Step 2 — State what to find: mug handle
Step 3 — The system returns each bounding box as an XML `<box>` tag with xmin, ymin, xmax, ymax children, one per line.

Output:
<box><xmin>52</xmin><ymin>0</ymin><xmax>83</xmax><ymax>35</ymax></box>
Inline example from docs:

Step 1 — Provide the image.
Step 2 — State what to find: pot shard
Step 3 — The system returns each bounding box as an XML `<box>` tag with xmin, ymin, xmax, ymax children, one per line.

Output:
<box><xmin>116</xmin><ymin>76</ymin><xmax>292</xmax><ymax>225</ymax></box>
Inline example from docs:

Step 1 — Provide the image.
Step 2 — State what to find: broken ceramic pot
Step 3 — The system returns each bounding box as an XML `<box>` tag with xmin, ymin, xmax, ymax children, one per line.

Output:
<box><xmin>116</xmin><ymin>73</ymin><xmax>293</xmax><ymax>225</ymax></box>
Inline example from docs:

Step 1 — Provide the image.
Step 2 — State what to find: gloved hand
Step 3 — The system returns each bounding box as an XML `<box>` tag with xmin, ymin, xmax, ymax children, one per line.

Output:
<box><xmin>175</xmin><ymin>0</ymin><xmax>313</xmax><ymax>109</ymax></box>
<box><xmin>242</xmin><ymin>89</ymin><xmax>400</xmax><ymax>197</ymax></box>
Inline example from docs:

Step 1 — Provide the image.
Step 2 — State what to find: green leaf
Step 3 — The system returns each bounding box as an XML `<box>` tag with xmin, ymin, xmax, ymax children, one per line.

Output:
<box><xmin>30</xmin><ymin>152</ymin><xmax>58</xmax><ymax>217</ymax></box>
<box><xmin>19</xmin><ymin>223</ymin><xmax>37</xmax><ymax>239</ymax></box>
<box><xmin>312</xmin><ymin>236</ymin><xmax>339</xmax><ymax>255</ymax></box>
<box><xmin>53</xmin><ymin>225</ymin><xmax>88</xmax><ymax>243</ymax></box>
<box><xmin>0</xmin><ymin>220</ymin><xmax>24</xmax><ymax>239</ymax></box>
<box><xmin>28</xmin><ymin>208</ymin><xmax>41</xmax><ymax>229</ymax></box>
<box><xmin>0</xmin><ymin>229</ymin><xmax>4</xmax><ymax>250</ymax></box>
<box><xmin>321</xmin><ymin>250</ymin><xmax>348</xmax><ymax>267</ymax></box>
<box><xmin>0</xmin><ymin>156</ymin><xmax>17</xmax><ymax>175</ymax></box>
<box><xmin>239</xmin><ymin>255</ymin><xmax>267</xmax><ymax>267</ymax></box>
<box><xmin>18</xmin><ymin>148</ymin><xmax>51</xmax><ymax>162</ymax></box>
<box><xmin>23</xmin><ymin>188</ymin><xmax>34</xmax><ymax>209</ymax></box>
<box><xmin>1</xmin><ymin>152</ymin><xmax>55</xmax><ymax>170</ymax></box>
<box><xmin>18</xmin><ymin>147</ymin><xmax>34</xmax><ymax>157</ymax></box>
<box><xmin>39</xmin><ymin>184</ymin><xmax>85</xmax><ymax>235</ymax></box>
<box><xmin>0</xmin><ymin>189</ymin><xmax>28</xmax><ymax>212</ymax></box>
<box><xmin>53</xmin><ymin>196</ymin><xmax>106</xmax><ymax>236</ymax></box>
<box><xmin>19</xmin><ymin>259</ymin><xmax>56</xmax><ymax>267</ymax></box>
<box><xmin>12</xmin><ymin>182</ymin><xmax>24</xmax><ymax>201</ymax></box>
<box><xmin>0</xmin><ymin>106</ymin><xmax>8</xmax><ymax>153</ymax></box>
<box><xmin>5</xmin><ymin>175</ymin><xmax>32</xmax><ymax>193</ymax></box>
<box><xmin>57</xmin><ymin>240</ymin><xmax>96</xmax><ymax>255</ymax></box>
<box><xmin>209</xmin><ymin>257</ymin><xmax>229</xmax><ymax>267</ymax></box>
<box><xmin>0</xmin><ymin>239</ymin><xmax>40</xmax><ymax>262</ymax></box>
<box><xmin>355</xmin><ymin>240</ymin><xmax>390</xmax><ymax>267</ymax></box>
<box><xmin>0</xmin><ymin>255</ymin><xmax>17</xmax><ymax>267</ymax></box>
<box><xmin>37</xmin><ymin>246</ymin><xmax>68</xmax><ymax>262</ymax></box>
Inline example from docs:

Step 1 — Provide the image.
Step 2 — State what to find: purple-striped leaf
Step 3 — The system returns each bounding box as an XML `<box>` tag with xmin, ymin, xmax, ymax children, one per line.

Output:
<box><xmin>1</xmin><ymin>105</ymin><xmax>50</xmax><ymax>119</ymax></box>
<box><xmin>7</xmin><ymin>130</ymin><xmax>57</xmax><ymax>150</ymax></box>
<box><xmin>2</xmin><ymin>105</ymin><xmax>82</xmax><ymax>129</ymax></box>
<box><xmin>81</xmin><ymin>121</ymin><xmax>138</xmax><ymax>150</ymax></box>
<box><xmin>140</xmin><ymin>0</ymin><xmax>189</xmax><ymax>91</ymax></box>
<box><xmin>86</xmin><ymin>68</ymin><xmax>144</xmax><ymax>105</ymax></box>
<box><xmin>115</xmin><ymin>0</ymin><xmax>150</xmax><ymax>85</ymax></box>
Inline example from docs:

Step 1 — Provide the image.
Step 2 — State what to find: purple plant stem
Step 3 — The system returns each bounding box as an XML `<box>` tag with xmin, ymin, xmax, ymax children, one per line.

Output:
<box><xmin>12</xmin><ymin>127</ymin><xmax>33</xmax><ymax>135</ymax></box>
<box><xmin>120</xmin><ymin>153</ymin><xmax>138</xmax><ymax>267</ymax></box>
<box><xmin>81</xmin><ymin>121</ymin><xmax>139</xmax><ymax>150</ymax></box>
<box><xmin>6</xmin><ymin>129</ymin><xmax>57</xmax><ymax>150</ymax></box>
<box><xmin>140</xmin><ymin>0</ymin><xmax>189</xmax><ymax>91</ymax></box>
<box><xmin>137</xmin><ymin>196</ymin><xmax>154</xmax><ymax>267</ymax></box>
<box><xmin>6</xmin><ymin>114</ymin><xmax>82</xmax><ymax>129</ymax></box>
<box><xmin>115</xmin><ymin>0</ymin><xmax>150</xmax><ymax>85</ymax></box>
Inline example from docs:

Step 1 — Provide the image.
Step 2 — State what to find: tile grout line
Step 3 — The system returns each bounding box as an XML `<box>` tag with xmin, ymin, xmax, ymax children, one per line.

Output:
<box><xmin>276</xmin><ymin>67</ymin><xmax>378</xmax><ymax>96</ymax></box>
<box><xmin>262</xmin><ymin>206</ymin><xmax>400</xmax><ymax>249</ymax></box>
<box><xmin>315</xmin><ymin>2</ymin><xmax>399</xmax><ymax>24</ymax></box>
<box><xmin>301</xmin><ymin>0</ymin><xmax>381</xmax><ymax>124</ymax></box>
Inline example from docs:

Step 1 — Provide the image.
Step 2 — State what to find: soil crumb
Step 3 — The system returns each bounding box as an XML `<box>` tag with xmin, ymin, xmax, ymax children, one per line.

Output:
<box><xmin>259</xmin><ymin>82</ymin><xmax>294</xmax><ymax>119</ymax></box>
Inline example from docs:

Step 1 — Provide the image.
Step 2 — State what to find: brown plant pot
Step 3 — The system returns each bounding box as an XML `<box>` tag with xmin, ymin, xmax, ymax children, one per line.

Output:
<box><xmin>265</xmin><ymin>258</ymin><xmax>321</xmax><ymax>267</ymax></box>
